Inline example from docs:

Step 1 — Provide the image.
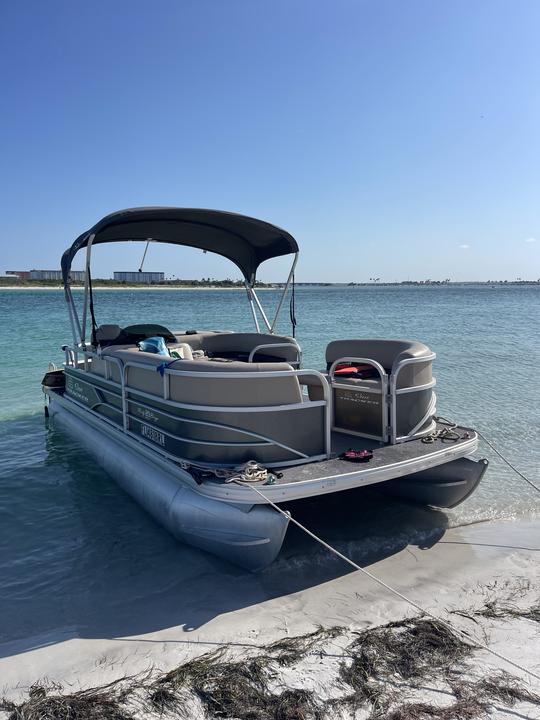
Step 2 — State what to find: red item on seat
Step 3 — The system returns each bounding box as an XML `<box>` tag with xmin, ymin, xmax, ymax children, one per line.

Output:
<box><xmin>334</xmin><ymin>363</ymin><xmax>374</xmax><ymax>375</ymax></box>
<box><xmin>335</xmin><ymin>365</ymin><xmax>358</xmax><ymax>375</ymax></box>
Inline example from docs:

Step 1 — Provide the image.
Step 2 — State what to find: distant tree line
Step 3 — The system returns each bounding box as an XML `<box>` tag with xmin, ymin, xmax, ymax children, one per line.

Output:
<box><xmin>0</xmin><ymin>277</ymin><xmax>272</xmax><ymax>288</ymax></box>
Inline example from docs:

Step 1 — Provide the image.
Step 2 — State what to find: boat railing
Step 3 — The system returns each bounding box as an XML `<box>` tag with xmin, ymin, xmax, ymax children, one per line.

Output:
<box><xmin>328</xmin><ymin>357</ymin><xmax>389</xmax><ymax>442</ymax></box>
<box><xmin>63</xmin><ymin>346</ymin><xmax>333</xmax><ymax>466</ymax></box>
<box><xmin>328</xmin><ymin>353</ymin><xmax>437</xmax><ymax>444</ymax></box>
<box><xmin>247</xmin><ymin>342</ymin><xmax>302</xmax><ymax>365</ymax></box>
<box><xmin>389</xmin><ymin>353</ymin><xmax>437</xmax><ymax>444</ymax></box>
<box><xmin>61</xmin><ymin>345</ymin><xmax>77</xmax><ymax>367</ymax></box>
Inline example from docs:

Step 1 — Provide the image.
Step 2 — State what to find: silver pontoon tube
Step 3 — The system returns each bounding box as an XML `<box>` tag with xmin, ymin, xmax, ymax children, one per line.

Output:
<box><xmin>49</xmin><ymin>396</ymin><xmax>290</xmax><ymax>571</ymax></box>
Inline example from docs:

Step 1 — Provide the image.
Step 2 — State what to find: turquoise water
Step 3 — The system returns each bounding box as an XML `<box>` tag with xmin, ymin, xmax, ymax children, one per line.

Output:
<box><xmin>0</xmin><ymin>286</ymin><xmax>539</xmax><ymax>647</ymax></box>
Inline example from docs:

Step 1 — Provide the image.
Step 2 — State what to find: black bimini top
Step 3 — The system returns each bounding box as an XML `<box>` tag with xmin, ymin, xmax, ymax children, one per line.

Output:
<box><xmin>61</xmin><ymin>207</ymin><xmax>298</xmax><ymax>286</ymax></box>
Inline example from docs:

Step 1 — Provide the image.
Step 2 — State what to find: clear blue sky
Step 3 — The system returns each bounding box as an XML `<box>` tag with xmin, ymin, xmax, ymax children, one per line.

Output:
<box><xmin>1</xmin><ymin>0</ymin><xmax>538</xmax><ymax>281</ymax></box>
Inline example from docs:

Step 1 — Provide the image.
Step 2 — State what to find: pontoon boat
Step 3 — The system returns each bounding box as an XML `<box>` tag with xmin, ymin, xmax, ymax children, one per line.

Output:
<box><xmin>43</xmin><ymin>208</ymin><xmax>487</xmax><ymax>570</ymax></box>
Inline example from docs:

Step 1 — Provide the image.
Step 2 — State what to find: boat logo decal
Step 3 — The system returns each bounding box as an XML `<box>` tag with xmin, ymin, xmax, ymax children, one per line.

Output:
<box><xmin>337</xmin><ymin>389</ymin><xmax>380</xmax><ymax>407</ymax></box>
<box><xmin>66</xmin><ymin>376</ymin><xmax>90</xmax><ymax>404</ymax></box>
<box><xmin>133</xmin><ymin>406</ymin><xmax>160</xmax><ymax>423</ymax></box>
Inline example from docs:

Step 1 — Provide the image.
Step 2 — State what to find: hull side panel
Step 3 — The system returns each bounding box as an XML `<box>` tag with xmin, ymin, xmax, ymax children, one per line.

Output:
<box><xmin>64</xmin><ymin>369</ymin><xmax>325</xmax><ymax>464</ymax></box>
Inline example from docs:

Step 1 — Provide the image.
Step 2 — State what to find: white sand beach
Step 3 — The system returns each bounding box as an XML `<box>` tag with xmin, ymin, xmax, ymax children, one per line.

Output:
<box><xmin>1</xmin><ymin>517</ymin><xmax>539</xmax><ymax>718</ymax></box>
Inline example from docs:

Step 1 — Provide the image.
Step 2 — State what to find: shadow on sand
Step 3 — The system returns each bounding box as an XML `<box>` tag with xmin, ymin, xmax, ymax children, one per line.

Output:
<box><xmin>0</xmin><ymin>417</ymin><xmax>448</xmax><ymax>659</ymax></box>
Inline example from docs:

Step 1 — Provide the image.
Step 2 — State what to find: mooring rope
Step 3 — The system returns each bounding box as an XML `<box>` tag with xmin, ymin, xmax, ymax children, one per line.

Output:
<box><xmin>180</xmin><ymin>460</ymin><xmax>276</xmax><ymax>485</ymax></box>
<box><xmin>421</xmin><ymin>416</ymin><xmax>464</xmax><ymax>444</ymax></box>
<box><xmin>430</xmin><ymin>415</ymin><xmax>540</xmax><ymax>495</ymax></box>
<box><xmin>476</xmin><ymin>429</ymin><xmax>540</xmax><ymax>494</ymax></box>
<box><xmin>426</xmin><ymin>420</ymin><xmax>540</xmax><ymax>494</ymax></box>
<box><xmin>238</xmin><ymin>481</ymin><xmax>540</xmax><ymax>684</ymax></box>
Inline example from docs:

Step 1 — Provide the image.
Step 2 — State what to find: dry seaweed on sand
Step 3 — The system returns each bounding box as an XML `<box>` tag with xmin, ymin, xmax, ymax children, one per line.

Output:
<box><xmin>0</xmin><ymin>681</ymin><xmax>135</xmax><ymax>720</ymax></box>
<box><xmin>468</xmin><ymin>579</ymin><xmax>540</xmax><ymax>623</ymax></box>
<box><xmin>185</xmin><ymin>656</ymin><xmax>271</xmax><ymax>719</ymax></box>
<box><xmin>264</xmin><ymin>625</ymin><xmax>343</xmax><ymax>666</ymax></box>
<box><xmin>148</xmin><ymin>648</ymin><xmax>323</xmax><ymax>720</ymax></box>
<box><xmin>338</xmin><ymin>617</ymin><xmax>475</xmax><ymax>714</ymax></box>
<box><xmin>147</xmin><ymin>619</ymin><xmax>476</xmax><ymax>719</ymax></box>
<box><xmin>474</xmin><ymin>599</ymin><xmax>540</xmax><ymax>622</ymax></box>
<box><xmin>369</xmin><ymin>671</ymin><xmax>540</xmax><ymax>719</ymax></box>
<box><xmin>272</xmin><ymin>689</ymin><xmax>324</xmax><ymax>720</ymax></box>
<box><xmin>149</xmin><ymin>648</ymin><xmax>226</xmax><ymax>707</ymax></box>
<box><xmin>450</xmin><ymin>671</ymin><xmax>540</xmax><ymax>708</ymax></box>
<box><xmin>4</xmin><ymin>617</ymin><xmax>540</xmax><ymax>720</ymax></box>
<box><xmin>341</xmin><ymin>617</ymin><xmax>473</xmax><ymax>683</ymax></box>
<box><xmin>374</xmin><ymin>699</ymin><xmax>489</xmax><ymax>720</ymax></box>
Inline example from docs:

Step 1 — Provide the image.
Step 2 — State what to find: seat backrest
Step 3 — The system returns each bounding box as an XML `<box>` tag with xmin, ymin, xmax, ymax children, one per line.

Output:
<box><xmin>326</xmin><ymin>338</ymin><xmax>433</xmax><ymax>388</ymax></box>
<box><xmin>171</xmin><ymin>330</ymin><xmax>228</xmax><ymax>350</ymax></box>
<box><xmin>202</xmin><ymin>332</ymin><xmax>299</xmax><ymax>362</ymax></box>
<box><xmin>327</xmin><ymin>339</ymin><xmax>428</xmax><ymax>368</ymax></box>
<box><xmin>100</xmin><ymin>347</ymin><xmax>303</xmax><ymax>407</ymax></box>
<box><xmin>95</xmin><ymin>324</ymin><xmax>122</xmax><ymax>344</ymax></box>
<box><xmin>89</xmin><ymin>344</ymin><xmax>135</xmax><ymax>380</ymax></box>
<box><xmin>167</xmin><ymin>358</ymin><xmax>303</xmax><ymax>406</ymax></box>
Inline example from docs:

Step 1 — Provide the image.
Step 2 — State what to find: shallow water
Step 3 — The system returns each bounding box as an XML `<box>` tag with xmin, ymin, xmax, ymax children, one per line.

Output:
<box><xmin>0</xmin><ymin>286</ymin><xmax>539</xmax><ymax>646</ymax></box>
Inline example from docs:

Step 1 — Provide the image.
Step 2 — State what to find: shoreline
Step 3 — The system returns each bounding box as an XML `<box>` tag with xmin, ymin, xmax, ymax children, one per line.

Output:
<box><xmin>1</xmin><ymin>515</ymin><xmax>539</xmax><ymax>715</ymax></box>
<box><xmin>0</xmin><ymin>285</ymin><xmax>276</xmax><ymax>291</ymax></box>
<box><xmin>1</xmin><ymin>282</ymin><xmax>539</xmax><ymax>291</ymax></box>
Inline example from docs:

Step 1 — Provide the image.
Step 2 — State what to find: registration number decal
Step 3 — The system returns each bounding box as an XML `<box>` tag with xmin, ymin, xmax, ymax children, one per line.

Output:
<box><xmin>140</xmin><ymin>424</ymin><xmax>165</xmax><ymax>446</ymax></box>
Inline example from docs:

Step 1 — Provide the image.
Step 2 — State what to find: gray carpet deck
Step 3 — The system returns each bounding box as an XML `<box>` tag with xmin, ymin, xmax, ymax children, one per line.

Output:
<box><xmin>275</xmin><ymin>423</ymin><xmax>476</xmax><ymax>485</ymax></box>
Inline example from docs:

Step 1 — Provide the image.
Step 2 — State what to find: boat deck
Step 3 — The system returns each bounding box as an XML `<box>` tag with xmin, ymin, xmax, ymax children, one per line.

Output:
<box><xmin>274</xmin><ymin>423</ymin><xmax>476</xmax><ymax>486</ymax></box>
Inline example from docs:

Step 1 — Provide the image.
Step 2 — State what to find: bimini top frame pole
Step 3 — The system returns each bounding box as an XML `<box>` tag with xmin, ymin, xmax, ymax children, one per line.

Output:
<box><xmin>246</xmin><ymin>252</ymin><xmax>298</xmax><ymax>334</ymax></box>
<box><xmin>65</xmin><ymin>282</ymin><xmax>82</xmax><ymax>347</ymax></box>
<box><xmin>271</xmin><ymin>252</ymin><xmax>298</xmax><ymax>333</ymax></box>
<box><xmin>244</xmin><ymin>281</ymin><xmax>261</xmax><ymax>333</ymax></box>
<box><xmin>80</xmin><ymin>233</ymin><xmax>95</xmax><ymax>346</ymax></box>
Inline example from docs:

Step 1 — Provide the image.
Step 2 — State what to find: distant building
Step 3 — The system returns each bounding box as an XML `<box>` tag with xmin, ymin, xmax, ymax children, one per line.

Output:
<box><xmin>114</xmin><ymin>271</ymin><xmax>164</xmax><ymax>283</ymax></box>
<box><xmin>28</xmin><ymin>269</ymin><xmax>86</xmax><ymax>281</ymax></box>
<box><xmin>69</xmin><ymin>271</ymin><xmax>86</xmax><ymax>282</ymax></box>
<box><xmin>30</xmin><ymin>270</ymin><xmax>62</xmax><ymax>280</ymax></box>
<box><xmin>6</xmin><ymin>270</ymin><xmax>30</xmax><ymax>280</ymax></box>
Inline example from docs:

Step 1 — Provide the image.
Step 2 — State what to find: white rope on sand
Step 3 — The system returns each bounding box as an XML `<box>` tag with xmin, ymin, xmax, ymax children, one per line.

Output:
<box><xmin>240</xmin><ymin>481</ymin><xmax>540</xmax><ymax>685</ymax></box>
